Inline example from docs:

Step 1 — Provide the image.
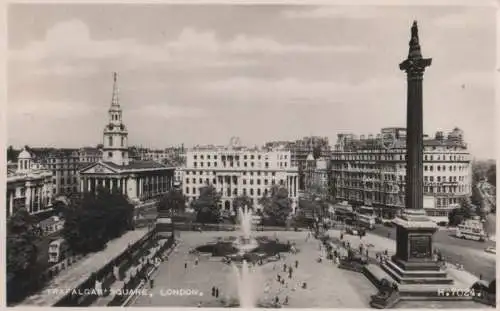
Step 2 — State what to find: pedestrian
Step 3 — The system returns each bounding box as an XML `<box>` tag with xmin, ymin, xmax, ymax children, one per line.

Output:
<box><xmin>275</xmin><ymin>296</ymin><xmax>279</xmax><ymax>304</ymax></box>
<box><xmin>365</xmin><ymin>249</ymin><xmax>369</xmax><ymax>257</ymax></box>
<box><xmin>277</xmin><ymin>274</ymin><xmax>281</xmax><ymax>282</ymax></box>
<box><xmin>281</xmin><ymin>278</ymin><xmax>285</xmax><ymax>285</ymax></box>
<box><xmin>215</xmin><ymin>288</ymin><xmax>219</xmax><ymax>298</ymax></box>
<box><xmin>197</xmin><ymin>302</ymin><xmax>202</xmax><ymax>308</ymax></box>
<box><xmin>340</xmin><ymin>233</ymin><xmax>344</xmax><ymax>240</ymax></box>
<box><xmin>480</xmin><ymin>274</ymin><xmax>483</xmax><ymax>280</ymax></box>
<box><xmin>149</xmin><ymin>278</ymin><xmax>154</xmax><ymax>288</ymax></box>
<box><xmin>212</xmin><ymin>286</ymin><xmax>216</xmax><ymax>297</ymax></box>
<box><xmin>283</xmin><ymin>263</ymin><xmax>287</xmax><ymax>272</ymax></box>
<box><xmin>195</xmin><ymin>258</ymin><xmax>199</xmax><ymax>266</ymax></box>
<box><xmin>295</xmin><ymin>260</ymin><xmax>299</xmax><ymax>269</ymax></box>
<box><xmin>185</xmin><ymin>262</ymin><xmax>188</xmax><ymax>269</ymax></box>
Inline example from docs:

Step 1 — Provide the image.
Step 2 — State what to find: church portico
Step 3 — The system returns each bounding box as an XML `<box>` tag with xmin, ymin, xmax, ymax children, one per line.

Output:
<box><xmin>79</xmin><ymin>73</ymin><xmax>175</xmax><ymax>205</ymax></box>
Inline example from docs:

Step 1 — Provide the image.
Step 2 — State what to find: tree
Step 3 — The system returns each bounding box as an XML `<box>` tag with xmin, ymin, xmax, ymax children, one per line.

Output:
<box><xmin>157</xmin><ymin>189</ymin><xmax>186</xmax><ymax>216</ymax></box>
<box><xmin>259</xmin><ymin>186</ymin><xmax>292</xmax><ymax>226</ymax></box>
<box><xmin>7</xmin><ymin>146</ymin><xmax>19</xmax><ymax>162</ymax></box>
<box><xmin>62</xmin><ymin>186</ymin><xmax>134</xmax><ymax>254</ymax></box>
<box><xmin>191</xmin><ymin>185</ymin><xmax>222</xmax><ymax>224</ymax></box>
<box><xmin>7</xmin><ymin>209</ymin><xmax>39</xmax><ymax>278</ymax></box>
<box><xmin>487</xmin><ymin>164</ymin><xmax>496</xmax><ymax>187</ymax></box>
<box><xmin>448</xmin><ymin>203</ymin><xmax>473</xmax><ymax>227</ymax></box>
<box><xmin>233</xmin><ymin>195</ymin><xmax>254</xmax><ymax>212</ymax></box>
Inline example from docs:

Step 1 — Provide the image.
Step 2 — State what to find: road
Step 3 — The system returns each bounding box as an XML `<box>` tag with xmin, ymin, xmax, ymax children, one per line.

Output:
<box><xmin>370</xmin><ymin>224</ymin><xmax>496</xmax><ymax>282</ymax></box>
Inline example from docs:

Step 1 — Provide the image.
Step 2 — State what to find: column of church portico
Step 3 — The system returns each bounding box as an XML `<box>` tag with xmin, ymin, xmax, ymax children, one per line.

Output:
<box><xmin>25</xmin><ymin>185</ymin><xmax>31</xmax><ymax>213</ymax></box>
<box><xmin>138</xmin><ymin>177</ymin><xmax>143</xmax><ymax>199</ymax></box>
<box><xmin>37</xmin><ymin>187</ymin><xmax>42</xmax><ymax>212</ymax></box>
<box><xmin>123</xmin><ymin>178</ymin><xmax>127</xmax><ymax>195</ymax></box>
<box><xmin>9</xmin><ymin>191</ymin><xmax>14</xmax><ymax>217</ymax></box>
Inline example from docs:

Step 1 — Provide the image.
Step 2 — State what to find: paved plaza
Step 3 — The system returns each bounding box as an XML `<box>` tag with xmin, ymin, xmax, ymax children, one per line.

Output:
<box><xmin>133</xmin><ymin>230</ymin><xmax>375</xmax><ymax>308</ymax></box>
<box><xmin>132</xmin><ymin>230</ymin><xmax>490</xmax><ymax>308</ymax></box>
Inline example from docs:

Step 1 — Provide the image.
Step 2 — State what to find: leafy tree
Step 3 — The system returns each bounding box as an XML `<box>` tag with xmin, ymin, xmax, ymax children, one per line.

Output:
<box><xmin>62</xmin><ymin>186</ymin><xmax>134</xmax><ymax>254</ymax></box>
<box><xmin>448</xmin><ymin>202</ymin><xmax>473</xmax><ymax>226</ymax></box>
<box><xmin>233</xmin><ymin>195</ymin><xmax>254</xmax><ymax>212</ymax></box>
<box><xmin>7</xmin><ymin>209</ymin><xmax>39</xmax><ymax>278</ymax></box>
<box><xmin>157</xmin><ymin>189</ymin><xmax>186</xmax><ymax>216</ymax></box>
<box><xmin>259</xmin><ymin>186</ymin><xmax>292</xmax><ymax>226</ymax></box>
<box><xmin>191</xmin><ymin>185</ymin><xmax>222</xmax><ymax>224</ymax></box>
<box><xmin>487</xmin><ymin>164</ymin><xmax>496</xmax><ymax>187</ymax></box>
<box><xmin>7</xmin><ymin>145</ymin><xmax>19</xmax><ymax>162</ymax></box>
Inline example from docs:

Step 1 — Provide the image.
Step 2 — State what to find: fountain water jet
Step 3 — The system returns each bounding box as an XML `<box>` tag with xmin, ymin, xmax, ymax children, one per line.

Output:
<box><xmin>231</xmin><ymin>260</ymin><xmax>258</xmax><ymax>308</ymax></box>
<box><xmin>232</xmin><ymin>206</ymin><xmax>259</xmax><ymax>254</ymax></box>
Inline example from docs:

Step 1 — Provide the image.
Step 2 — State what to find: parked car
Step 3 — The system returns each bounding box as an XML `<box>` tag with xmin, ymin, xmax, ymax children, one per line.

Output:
<box><xmin>485</xmin><ymin>247</ymin><xmax>496</xmax><ymax>254</ymax></box>
<box><xmin>383</xmin><ymin>221</ymin><xmax>394</xmax><ymax>227</ymax></box>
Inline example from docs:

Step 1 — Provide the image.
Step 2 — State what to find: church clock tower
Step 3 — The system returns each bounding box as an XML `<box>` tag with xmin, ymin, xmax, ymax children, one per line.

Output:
<box><xmin>102</xmin><ymin>72</ymin><xmax>129</xmax><ymax>166</ymax></box>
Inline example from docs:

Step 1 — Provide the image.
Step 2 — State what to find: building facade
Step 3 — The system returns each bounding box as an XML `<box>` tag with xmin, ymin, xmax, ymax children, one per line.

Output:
<box><xmin>265</xmin><ymin>136</ymin><xmax>331</xmax><ymax>190</ymax></box>
<box><xmin>79</xmin><ymin>73</ymin><xmax>175</xmax><ymax>204</ymax></box>
<box><xmin>183</xmin><ymin>143</ymin><xmax>300</xmax><ymax>212</ymax></box>
<box><xmin>6</xmin><ymin>149</ymin><xmax>55</xmax><ymax>217</ymax></box>
<box><xmin>331</xmin><ymin>127</ymin><xmax>472</xmax><ymax>222</ymax></box>
<box><xmin>305</xmin><ymin>157</ymin><xmax>330</xmax><ymax>199</ymax></box>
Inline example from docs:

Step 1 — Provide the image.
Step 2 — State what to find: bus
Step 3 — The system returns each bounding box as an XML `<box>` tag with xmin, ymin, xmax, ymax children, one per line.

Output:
<box><xmin>48</xmin><ymin>239</ymin><xmax>69</xmax><ymax>263</ymax></box>
<box><xmin>355</xmin><ymin>206</ymin><xmax>376</xmax><ymax>230</ymax></box>
<box><xmin>455</xmin><ymin>220</ymin><xmax>486</xmax><ymax>242</ymax></box>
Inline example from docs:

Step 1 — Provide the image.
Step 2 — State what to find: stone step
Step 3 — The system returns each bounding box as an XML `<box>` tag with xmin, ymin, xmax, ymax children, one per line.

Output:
<box><xmin>385</xmin><ymin>260</ymin><xmax>447</xmax><ymax>278</ymax></box>
<box><xmin>381</xmin><ymin>263</ymin><xmax>453</xmax><ymax>285</ymax></box>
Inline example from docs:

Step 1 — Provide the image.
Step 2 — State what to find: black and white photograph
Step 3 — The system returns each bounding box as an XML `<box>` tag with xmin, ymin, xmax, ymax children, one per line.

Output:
<box><xmin>5</xmin><ymin>1</ymin><xmax>497</xmax><ymax>308</ymax></box>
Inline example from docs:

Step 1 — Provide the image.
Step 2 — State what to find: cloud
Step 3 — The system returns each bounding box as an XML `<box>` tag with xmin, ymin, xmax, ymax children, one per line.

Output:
<box><xmin>282</xmin><ymin>6</ymin><xmax>385</xmax><ymax>20</ymax></box>
<box><xmin>433</xmin><ymin>11</ymin><xmax>492</xmax><ymax>29</ymax></box>
<box><xmin>10</xmin><ymin>20</ymin><xmax>363</xmax><ymax>69</ymax></box>
<box><xmin>8</xmin><ymin>100</ymin><xmax>98</xmax><ymax>118</ymax></box>
<box><xmin>447</xmin><ymin>71</ymin><xmax>495</xmax><ymax>89</ymax></box>
<box><xmin>203</xmin><ymin>76</ymin><xmax>401</xmax><ymax>104</ymax></box>
<box><xmin>130</xmin><ymin>104</ymin><xmax>207</xmax><ymax>119</ymax></box>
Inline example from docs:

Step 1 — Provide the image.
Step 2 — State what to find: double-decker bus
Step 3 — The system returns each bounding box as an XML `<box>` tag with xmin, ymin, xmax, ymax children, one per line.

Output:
<box><xmin>355</xmin><ymin>206</ymin><xmax>376</xmax><ymax>230</ymax></box>
<box><xmin>455</xmin><ymin>219</ymin><xmax>486</xmax><ymax>242</ymax></box>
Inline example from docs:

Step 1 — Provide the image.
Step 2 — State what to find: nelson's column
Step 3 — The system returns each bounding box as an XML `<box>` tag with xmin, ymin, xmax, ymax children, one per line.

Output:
<box><xmin>373</xmin><ymin>21</ymin><xmax>455</xmax><ymax>299</ymax></box>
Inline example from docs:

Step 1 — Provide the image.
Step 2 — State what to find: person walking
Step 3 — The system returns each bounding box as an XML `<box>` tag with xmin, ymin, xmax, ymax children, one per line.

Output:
<box><xmin>215</xmin><ymin>288</ymin><xmax>219</xmax><ymax>298</ymax></box>
<box><xmin>295</xmin><ymin>260</ymin><xmax>299</xmax><ymax>269</ymax></box>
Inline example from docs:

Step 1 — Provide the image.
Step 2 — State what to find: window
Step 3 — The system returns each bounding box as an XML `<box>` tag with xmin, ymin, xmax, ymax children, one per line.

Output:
<box><xmin>186</xmin><ymin>187</ymin><xmax>190</xmax><ymax>194</ymax></box>
<box><xmin>250</xmin><ymin>189</ymin><xmax>254</xmax><ymax>196</ymax></box>
<box><xmin>108</xmin><ymin>136</ymin><xmax>113</xmax><ymax>146</ymax></box>
<box><xmin>108</xmin><ymin>152</ymin><xmax>113</xmax><ymax>158</ymax></box>
<box><xmin>192</xmin><ymin>187</ymin><xmax>196</xmax><ymax>195</ymax></box>
<box><xmin>192</xmin><ymin>178</ymin><xmax>196</xmax><ymax>183</ymax></box>
<box><xmin>121</xmin><ymin>137</ymin><xmax>124</xmax><ymax>147</ymax></box>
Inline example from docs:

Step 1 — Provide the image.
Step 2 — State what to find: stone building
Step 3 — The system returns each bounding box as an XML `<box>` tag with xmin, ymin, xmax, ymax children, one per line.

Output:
<box><xmin>79</xmin><ymin>73</ymin><xmax>175</xmax><ymax>204</ymax></box>
<box><xmin>183</xmin><ymin>141</ymin><xmax>299</xmax><ymax>212</ymax></box>
<box><xmin>331</xmin><ymin>127</ymin><xmax>472</xmax><ymax>222</ymax></box>
<box><xmin>6</xmin><ymin>148</ymin><xmax>54</xmax><ymax>217</ymax></box>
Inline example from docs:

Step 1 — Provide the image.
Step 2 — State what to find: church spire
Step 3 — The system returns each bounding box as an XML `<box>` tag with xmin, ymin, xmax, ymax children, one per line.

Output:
<box><xmin>111</xmin><ymin>72</ymin><xmax>120</xmax><ymax>108</ymax></box>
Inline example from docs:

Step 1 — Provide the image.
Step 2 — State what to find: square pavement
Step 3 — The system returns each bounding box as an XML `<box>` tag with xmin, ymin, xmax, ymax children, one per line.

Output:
<box><xmin>133</xmin><ymin>230</ymin><xmax>491</xmax><ymax>308</ymax></box>
<box><xmin>132</xmin><ymin>230</ymin><xmax>376</xmax><ymax>308</ymax></box>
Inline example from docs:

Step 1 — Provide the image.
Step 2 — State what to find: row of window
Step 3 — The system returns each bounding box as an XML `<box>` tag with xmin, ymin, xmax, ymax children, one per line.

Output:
<box><xmin>185</xmin><ymin>186</ymin><xmax>273</xmax><ymax>197</ymax></box>
<box><xmin>184</xmin><ymin>170</ymin><xmax>278</xmax><ymax>177</ymax></box>
<box><xmin>336</xmin><ymin>192</ymin><xmax>462</xmax><ymax>208</ymax></box>
<box><xmin>185</xmin><ymin>177</ymin><xmax>288</xmax><ymax>186</ymax></box>
<box><xmin>192</xmin><ymin>161</ymin><xmax>289</xmax><ymax>169</ymax></box>
<box><xmin>332</xmin><ymin>153</ymin><xmax>469</xmax><ymax>162</ymax></box>
<box><xmin>192</xmin><ymin>154</ymin><xmax>289</xmax><ymax>161</ymax></box>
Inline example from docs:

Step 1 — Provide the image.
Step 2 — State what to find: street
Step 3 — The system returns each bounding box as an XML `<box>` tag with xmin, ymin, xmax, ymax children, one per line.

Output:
<box><xmin>370</xmin><ymin>224</ymin><xmax>496</xmax><ymax>282</ymax></box>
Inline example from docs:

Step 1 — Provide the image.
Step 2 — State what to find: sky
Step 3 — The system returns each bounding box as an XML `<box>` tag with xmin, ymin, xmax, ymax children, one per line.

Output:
<box><xmin>7</xmin><ymin>3</ymin><xmax>497</xmax><ymax>159</ymax></box>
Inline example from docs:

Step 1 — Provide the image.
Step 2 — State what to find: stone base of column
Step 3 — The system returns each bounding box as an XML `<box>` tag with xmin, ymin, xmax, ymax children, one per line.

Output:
<box><xmin>364</xmin><ymin>209</ymin><xmax>468</xmax><ymax>303</ymax></box>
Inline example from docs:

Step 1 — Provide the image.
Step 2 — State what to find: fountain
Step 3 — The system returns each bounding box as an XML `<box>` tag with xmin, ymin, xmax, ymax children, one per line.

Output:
<box><xmin>232</xmin><ymin>206</ymin><xmax>259</xmax><ymax>255</ymax></box>
<box><xmin>231</xmin><ymin>260</ymin><xmax>258</xmax><ymax>308</ymax></box>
